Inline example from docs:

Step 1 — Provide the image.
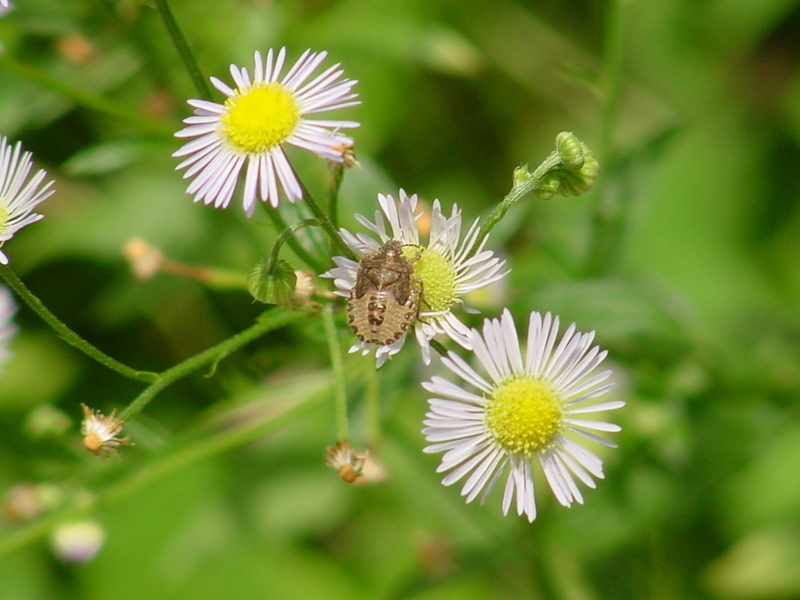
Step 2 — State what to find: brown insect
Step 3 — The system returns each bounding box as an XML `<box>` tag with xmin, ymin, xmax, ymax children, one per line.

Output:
<box><xmin>347</xmin><ymin>240</ymin><xmax>420</xmax><ymax>346</ymax></box>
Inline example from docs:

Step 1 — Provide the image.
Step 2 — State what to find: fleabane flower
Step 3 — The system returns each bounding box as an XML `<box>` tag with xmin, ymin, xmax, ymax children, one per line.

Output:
<box><xmin>322</xmin><ymin>190</ymin><xmax>507</xmax><ymax>367</ymax></box>
<box><xmin>0</xmin><ymin>136</ymin><xmax>55</xmax><ymax>265</ymax></box>
<box><xmin>174</xmin><ymin>48</ymin><xmax>359</xmax><ymax>215</ymax></box>
<box><xmin>0</xmin><ymin>285</ymin><xmax>16</xmax><ymax>372</ymax></box>
<box><xmin>422</xmin><ymin>310</ymin><xmax>624</xmax><ymax>521</ymax></box>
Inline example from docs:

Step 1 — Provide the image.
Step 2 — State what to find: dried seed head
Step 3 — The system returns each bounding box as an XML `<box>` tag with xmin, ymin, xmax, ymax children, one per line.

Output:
<box><xmin>81</xmin><ymin>404</ymin><xmax>133</xmax><ymax>458</ymax></box>
<box><xmin>325</xmin><ymin>441</ymin><xmax>367</xmax><ymax>484</ymax></box>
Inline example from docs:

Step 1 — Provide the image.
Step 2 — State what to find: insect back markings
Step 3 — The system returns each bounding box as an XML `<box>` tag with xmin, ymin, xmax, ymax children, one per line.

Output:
<box><xmin>347</xmin><ymin>240</ymin><xmax>420</xmax><ymax>346</ymax></box>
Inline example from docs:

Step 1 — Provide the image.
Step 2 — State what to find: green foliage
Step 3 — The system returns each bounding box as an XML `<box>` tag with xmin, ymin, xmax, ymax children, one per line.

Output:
<box><xmin>2</xmin><ymin>0</ymin><xmax>800</xmax><ymax>599</ymax></box>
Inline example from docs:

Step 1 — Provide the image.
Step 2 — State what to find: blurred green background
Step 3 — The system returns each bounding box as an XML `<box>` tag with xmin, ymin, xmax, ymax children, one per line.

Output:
<box><xmin>2</xmin><ymin>0</ymin><xmax>800</xmax><ymax>598</ymax></box>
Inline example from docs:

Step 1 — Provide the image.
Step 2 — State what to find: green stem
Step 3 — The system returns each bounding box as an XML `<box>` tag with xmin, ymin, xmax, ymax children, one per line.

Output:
<box><xmin>328</xmin><ymin>162</ymin><xmax>346</xmax><ymax>229</ymax></box>
<box><xmin>322</xmin><ymin>304</ymin><xmax>349</xmax><ymax>441</ymax></box>
<box><xmin>268</xmin><ymin>218</ymin><xmax>320</xmax><ymax>267</ymax></box>
<box><xmin>119</xmin><ymin>307</ymin><xmax>308</xmax><ymax>421</ymax></box>
<box><xmin>0</xmin><ymin>266</ymin><xmax>159</xmax><ymax>383</ymax></box>
<box><xmin>299</xmin><ymin>180</ymin><xmax>357</xmax><ymax>261</ymax></box>
<box><xmin>263</xmin><ymin>206</ymin><xmax>325</xmax><ymax>272</ymax></box>
<box><xmin>152</xmin><ymin>0</ymin><xmax>213</xmax><ymax>100</ymax></box>
<box><xmin>365</xmin><ymin>366</ymin><xmax>380</xmax><ymax>448</ymax></box>
<box><xmin>468</xmin><ymin>153</ymin><xmax>562</xmax><ymax>258</ymax></box>
<box><xmin>0</xmin><ymin>55</ymin><xmax>173</xmax><ymax>137</ymax></box>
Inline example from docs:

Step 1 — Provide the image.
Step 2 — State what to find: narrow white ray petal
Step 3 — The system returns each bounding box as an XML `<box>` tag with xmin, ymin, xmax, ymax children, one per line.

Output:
<box><xmin>570</xmin><ymin>427</ymin><xmax>619</xmax><ymax>448</ymax></box>
<box><xmin>540</xmin><ymin>452</ymin><xmax>574</xmax><ymax>507</ymax></box>
<box><xmin>556</xmin><ymin>446</ymin><xmax>596</xmax><ymax>488</ymax></box>
<box><xmin>441</xmin><ymin>353</ymin><xmax>493</xmax><ymax>394</ymax></box>
<box><xmin>500</xmin><ymin>309</ymin><xmax>524</xmax><ymax>374</ymax></box>
<box><xmin>566</xmin><ymin>399</ymin><xmax>625</xmax><ymax>414</ymax></box>
<box><xmin>479</xmin><ymin>459</ymin><xmax>507</xmax><ymax>506</ymax></box>
<box><xmin>424</xmin><ymin>425</ymin><xmax>487</xmax><ymax>442</ymax></box>
<box><xmin>562</xmin><ymin>376</ymin><xmax>614</xmax><ymax>404</ymax></box>
<box><xmin>463</xmin><ymin>448</ymin><xmax>505</xmax><ymax>502</ymax></box>
<box><xmin>442</xmin><ymin>445</ymin><xmax>495</xmax><ymax>486</ymax></box>
<box><xmin>563</xmin><ymin>418</ymin><xmax>622</xmax><ymax>433</ymax></box>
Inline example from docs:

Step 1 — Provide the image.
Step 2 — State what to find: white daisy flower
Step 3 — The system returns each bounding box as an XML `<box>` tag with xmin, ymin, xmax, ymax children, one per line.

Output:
<box><xmin>174</xmin><ymin>48</ymin><xmax>359</xmax><ymax>216</ymax></box>
<box><xmin>322</xmin><ymin>190</ymin><xmax>507</xmax><ymax>367</ymax></box>
<box><xmin>0</xmin><ymin>285</ymin><xmax>16</xmax><ymax>371</ymax></box>
<box><xmin>422</xmin><ymin>309</ymin><xmax>624</xmax><ymax>521</ymax></box>
<box><xmin>0</xmin><ymin>136</ymin><xmax>55</xmax><ymax>265</ymax></box>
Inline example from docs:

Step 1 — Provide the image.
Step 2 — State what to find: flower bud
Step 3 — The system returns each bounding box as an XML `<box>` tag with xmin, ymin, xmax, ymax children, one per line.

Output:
<box><xmin>248</xmin><ymin>259</ymin><xmax>297</xmax><ymax>305</ymax></box>
<box><xmin>536</xmin><ymin>132</ymin><xmax>599</xmax><ymax>199</ymax></box>
<box><xmin>555</xmin><ymin>131</ymin><xmax>586</xmax><ymax>170</ymax></box>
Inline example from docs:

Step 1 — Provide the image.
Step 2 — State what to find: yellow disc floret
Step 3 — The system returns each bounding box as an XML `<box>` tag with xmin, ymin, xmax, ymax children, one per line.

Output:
<box><xmin>220</xmin><ymin>82</ymin><xmax>301</xmax><ymax>154</ymax></box>
<box><xmin>404</xmin><ymin>247</ymin><xmax>456</xmax><ymax>314</ymax></box>
<box><xmin>485</xmin><ymin>377</ymin><xmax>562</xmax><ymax>456</ymax></box>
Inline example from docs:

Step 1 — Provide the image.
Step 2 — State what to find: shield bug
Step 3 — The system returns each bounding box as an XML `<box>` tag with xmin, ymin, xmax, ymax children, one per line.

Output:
<box><xmin>347</xmin><ymin>240</ymin><xmax>420</xmax><ymax>346</ymax></box>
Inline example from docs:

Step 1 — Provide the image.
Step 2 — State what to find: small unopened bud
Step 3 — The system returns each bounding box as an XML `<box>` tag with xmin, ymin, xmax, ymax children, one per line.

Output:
<box><xmin>513</xmin><ymin>164</ymin><xmax>532</xmax><ymax>184</ymax></box>
<box><xmin>555</xmin><ymin>131</ymin><xmax>586</xmax><ymax>170</ymax></box>
<box><xmin>325</xmin><ymin>441</ymin><xmax>367</xmax><ymax>484</ymax></box>
<box><xmin>50</xmin><ymin>520</ymin><xmax>105</xmax><ymax>563</ymax></box>
<box><xmin>536</xmin><ymin>132</ymin><xmax>599</xmax><ymax>199</ymax></box>
<box><xmin>248</xmin><ymin>259</ymin><xmax>297</xmax><ymax>305</ymax></box>
<box><xmin>81</xmin><ymin>404</ymin><xmax>132</xmax><ymax>458</ymax></box>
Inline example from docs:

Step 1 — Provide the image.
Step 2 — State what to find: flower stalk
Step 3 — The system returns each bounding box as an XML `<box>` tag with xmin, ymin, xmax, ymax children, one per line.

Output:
<box><xmin>322</xmin><ymin>304</ymin><xmax>350</xmax><ymax>442</ymax></box>
<box><xmin>152</xmin><ymin>0</ymin><xmax>212</xmax><ymax>100</ymax></box>
<box><xmin>468</xmin><ymin>132</ymin><xmax>599</xmax><ymax>258</ymax></box>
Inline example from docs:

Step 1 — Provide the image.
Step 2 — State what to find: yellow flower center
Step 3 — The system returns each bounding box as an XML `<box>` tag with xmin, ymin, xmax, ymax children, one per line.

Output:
<box><xmin>485</xmin><ymin>377</ymin><xmax>563</xmax><ymax>456</ymax></box>
<box><xmin>219</xmin><ymin>82</ymin><xmax>301</xmax><ymax>154</ymax></box>
<box><xmin>403</xmin><ymin>247</ymin><xmax>456</xmax><ymax>315</ymax></box>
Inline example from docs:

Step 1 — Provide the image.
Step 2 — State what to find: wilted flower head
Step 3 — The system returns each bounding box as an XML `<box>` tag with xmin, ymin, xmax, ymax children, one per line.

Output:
<box><xmin>81</xmin><ymin>404</ymin><xmax>132</xmax><ymax>458</ymax></box>
<box><xmin>174</xmin><ymin>48</ymin><xmax>359</xmax><ymax>215</ymax></box>
<box><xmin>325</xmin><ymin>441</ymin><xmax>367</xmax><ymax>484</ymax></box>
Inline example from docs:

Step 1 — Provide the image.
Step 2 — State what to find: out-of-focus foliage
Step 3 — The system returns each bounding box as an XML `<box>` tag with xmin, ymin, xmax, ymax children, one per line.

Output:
<box><xmin>1</xmin><ymin>0</ymin><xmax>800</xmax><ymax>599</ymax></box>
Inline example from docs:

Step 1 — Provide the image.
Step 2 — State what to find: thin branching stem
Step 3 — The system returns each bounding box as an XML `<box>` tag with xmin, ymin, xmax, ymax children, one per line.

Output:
<box><xmin>299</xmin><ymin>180</ymin><xmax>357</xmax><ymax>261</ymax></box>
<box><xmin>0</xmin><ymin>266</ymin><xmax>159</xmax><ymax>383</ymax></box>
<box><xmin>119</xmin><ymin>307</ymin><xmax>308</xmax><ymax>421</ymax></box>
<box><xmin>263</xmin><ymin>207</ymin><xmax>326</xmax><ymax>272</ymax></box>
<box><xmin>322</xmin><ymin>304</ymin><xmax>349</xmax><ymax>441</ymax></box>
<box><xmin>468</xmin><ymin>152</ymin><xmax>562</xmax><ymax>258</ymax></box>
